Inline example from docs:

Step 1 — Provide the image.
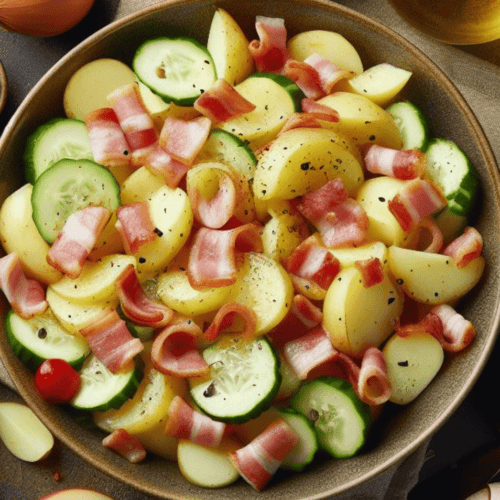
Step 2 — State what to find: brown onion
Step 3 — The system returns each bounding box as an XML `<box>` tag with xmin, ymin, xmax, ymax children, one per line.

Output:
<box><xmin>0</xmin><ymin>0</ymin><xmax>95</xmax><ymax>37</ymax></box>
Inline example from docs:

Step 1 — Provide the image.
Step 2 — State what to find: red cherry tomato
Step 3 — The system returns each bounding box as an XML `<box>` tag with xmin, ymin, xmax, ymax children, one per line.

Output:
<box><xmin>35</xmin><ymin>359</ymin><xmax>81</xmax><ymax>404</ymax></box>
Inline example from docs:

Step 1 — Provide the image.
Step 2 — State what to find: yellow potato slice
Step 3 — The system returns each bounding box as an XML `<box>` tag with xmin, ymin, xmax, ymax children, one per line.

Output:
<box><xmin>329</xmin><ymin>241</ymin><xmax>387</xmax><ymax>268</ymax></box>
<box><xmin>120</xmin><ymin>166</ymin><xmax>165</xmax><ymax>205</ymax></box>
<box><xmin>383</xmin><ymin>332</ymin><xmax>444</xmax><ymax>405</ymax></box>
<box><xmin>64</xmin><ymin>58</ymin><xmax>136</xmax><ymax>120</ymax></box>
<box><xmin>49</xmin><ymin>254</ymin><xmax>136</xmax><ymax>304</ymax></box>
<box><xmin>387</xmin><ymin>246</ymin><xmax>485</xmax><ymax>304</ymax></box>
<box><xmin>88</xmin><ymin>211</ymin><xmax>124</xmax><ymax>261</ymax></box>
<box><xmin>232</xmin><ymin>252</ymin><xmax>294</xmax><ymax>336</ymax></box>
<box><xmin>207</xmin><ymin>8</ymin><xmax>254</xmax><ymax>85</ymax></box>
<box><xmin>0</xmin><ymin>184</ymin><xmax>62</xmax><ymax>285</ymax></box>
<box><xmin>322</xmin><ymin>266</ymin><xmax>404</xmax><ymax>358</ymax></box>
<box><xmin>317</xmin><ymin>92</ymin><xmax>403</xmax><ymax>149</ymax></box>
<box><xmin>253</xmin><ymin>128</ymin><xmax>364</xmax><ymax>201</ymax></box>
<box><xmin>287</xmin><ymin>30</ymin><xmax>364</xmax><ymax>74</ymax></box>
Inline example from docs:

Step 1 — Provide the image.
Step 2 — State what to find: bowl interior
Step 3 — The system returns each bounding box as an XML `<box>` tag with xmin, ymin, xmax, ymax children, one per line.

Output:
<box><xmin>1</xmin><ymin>0</ymin><xmax>499</xmax><ymax>498</ymax></box>
<box><xmin>0</xmin><ymin>60</ymin><xmax>7</xmax><ymax>116</ymax></box>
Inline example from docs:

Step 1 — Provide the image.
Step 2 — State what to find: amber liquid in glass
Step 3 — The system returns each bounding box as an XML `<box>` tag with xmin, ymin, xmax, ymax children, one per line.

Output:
<box><xmin>388</xmin><ymin>0</ymin><xmax>500</xmax><ymax>44</ymax></box>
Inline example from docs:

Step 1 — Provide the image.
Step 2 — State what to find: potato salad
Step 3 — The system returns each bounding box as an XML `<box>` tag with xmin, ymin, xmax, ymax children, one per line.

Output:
<box><xmin>0</xmin><ymin>8</ymin><xmax>485</xmax><ymax>491</ymax></box>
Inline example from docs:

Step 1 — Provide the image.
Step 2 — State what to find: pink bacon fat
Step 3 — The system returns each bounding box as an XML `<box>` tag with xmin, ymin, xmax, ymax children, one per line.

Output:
<box><xmin>194</xmin><ymin>79</ymin><xmax>256</xmax><ymax>123</ymax></box>
<box><xmin>0</xmin><ymin>253</ymin><xmax>48</xmax><ymax>319</ymax></box>
<box><xmin>102</xmin><ymin>428</ymin><xmax>146</xmax><ymax>463</ymax></box>
<box><xmin>165</xmin><ymin>396</ymin><xmax>226</xmax><ymax>447</ymax></box>
<box><xmin>46</xmin><ymin>206</ymin><xmax>110</xmax><ymax>279</ymax></box>
<box><xmin>85</xmin><ymin>108</ymin><xmax>131</xmax><ymax>167</ymax></box>
<box><xmin>79</xmin><ymin>308</ymin><xmax>143</xmax><ymax>373</ymax></box>
<box><xmin>442</xmin><ymin>226</ymin><xmax>483</xmax><ymax>268</ymax></box>
<box><xmin>150</xmin><ymin>320</ymin><xmax>210</xmax><ymax>378</ymax></box>
<box><xmin>115</xmin><ymin>264</ymin><xmax>173</xmax><ymax>328</ymax></box>
<box><xmin>107</xmin><ymin>83</ymin><xmax>158</xmax><ymax>151</ymax></box>
<box><xmin>204</xmin><ymin>302</ymin><xmax>257</xmax><ymax>342</ymax></box>
<box><xmin>303</xmin><ymin>53</ymin><xmax>356</xmax><ymax>94</ymax></box>
<box><xmin>282</xmin><ymin>59</ymin><xmax>324</xmax><ymax>100</ymax></box>
<box><xmin>355</xmin><ymin>257</ymin><xmax>385</xmax><ymax>288</ymax></box>
<box><xmin>248</xmin><ymin>16</ymin><xmax>290</xmax><ymax>73</ymax></box>
<box><xmin>229</xmin><ymin>418</ymin><xmax>298</xmax><ymax>491</ymax></box>
<box><xmin>364</xmin><ymin>144</ymin><xmax>426</xmax><ymax>180</ymax></box>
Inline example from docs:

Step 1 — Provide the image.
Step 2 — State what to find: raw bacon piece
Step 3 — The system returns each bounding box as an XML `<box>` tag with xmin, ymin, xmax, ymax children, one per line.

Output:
<box><xmin>80</xmin><ymin>308</ymin><xmax>143</xmax><ymax>373</ymax></box>
<box><xmin>0</xmin><ymin>253</ymin><xmax>48</xmax><ymax>319</ymax></box>
<box><xmin>229</xmin><ymin>418</ymin><xmax>298</xmax><ymax>491</ymax></box>
<box><xmin>282</xmin><ymin>59</ymin><xmax>324</xmax><ymax>100</ymax></box>
<box><xmin>430</xmin><ymin>304</ymin><xmax>476</xmax><ymax>352</ymax></box>
<box><xmin>354</xmin><ymin>258</ymin><xmax>384</xmax><ymax>288</ymax></box>
<box><xmin>285</xmin><ymin>235</ymin><xmax>340</xmax><ymax>290</ymax></box>
<box><xmin>303</xmin><ymin>53</ymin><xmax>355</xmax><ymax>94</ymax></box>
<box><xmin>204</xmin><ymin>302</ymin><xmax>257</xmax><ymax>341</ymax></box>
<box><xmin>442</xmin><ymin>226</ymin><xmax>483</xmax><ymax>268</ymax></box>
<box><xmin>102</xmin><ymin>428</ymin><xmax>146</xmax><ymax>463</ymax></box>
<box><xmin>107</xmin><ymin>83</ymin><xmax>158</xmax><ymax>151</ymax></box>
<box><xmin>357</xmin><ymin>347</ymin><xmax>392</xmax><ymax>406</ymax></box>
<box><xmin>194</xmin><ymin>79</ymin><xmax>256</xmax><ymax>123</ymax></box>
<box><xmin>300</xmin><ymin>98</ymin><xmax>340</xmax><ymax>122</ymax></box>
<box><xmin>115</xmin><ymin>202</ymin><xmax>157</xmax><ymax>255</ymax></box>
<box><xmin>248</xmin><ymin>16</ymin><xmax>290</xmax><ymax>73</ymax></box>
<box><xmin>388</xmin><ymin>178</ymin><xmax>447</xmax><ymax>232</ymax></box>
<box><xmin>188</xmin><ymin>224</ymin><xmax>263</xmax><ymax>289</ymax></box>
<box><xmin>85</xmin><ymin>108</ymin><xmax>131</xmax><ymax>167</ymax></box>
<box><xmin>413</xmin><ymin>218</ymin><xmax>444</xmax><ymax>253</ymax></box>
<box><xmin>159</xmin><ymin>116</ymin><xmax>211</xmax><ymax>166</ymax></box>
<box><xmin>364</xmin><ymin>145</ymin><xmax>426</xmax><ymax>180</ymax></box>
<box><xmin>115</xmin><ymin>264</ymin><xmax>173</xmax><ymax>328</ymax></box>
<box><xmin>47</xmin><ymin>206</ymin><xmax>110</xmax><ymax>279</ymax></box>
<box><xmin>131</xmin><ymin>143</ymin><xmax>188</xmax><ymax>189</ymax></box>
<box><xmin>165</xmin><ymin>396</ymin><xmax>226</xmax><ymax>447</ymax></box>
<box><xmin>150</xmin><ymin>320</ymin><xmax>209</xmax><ymax>378</ymax></box>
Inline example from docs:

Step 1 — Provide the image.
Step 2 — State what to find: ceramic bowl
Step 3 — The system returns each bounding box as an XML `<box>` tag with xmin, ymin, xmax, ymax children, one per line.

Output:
<box><xmin>0</xmin><ymin>60</ymin><xmax>7</xmax><ymax>116</ymax></box>
<box><xmin>0</xmin><ymin>0</ymin><xmax>499</xmax><ymax>498</ymax></box>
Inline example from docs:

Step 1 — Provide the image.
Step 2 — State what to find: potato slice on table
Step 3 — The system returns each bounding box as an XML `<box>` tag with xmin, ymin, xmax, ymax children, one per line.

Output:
<box><xmin>322</xmin><ymin>266</ymin><xmax>404</xmax><ymax>358</ymax></box>
<box><xmin>387</xmin><ymin>246</ymin><xmax>485</xmax><ymax>304</ymax></box>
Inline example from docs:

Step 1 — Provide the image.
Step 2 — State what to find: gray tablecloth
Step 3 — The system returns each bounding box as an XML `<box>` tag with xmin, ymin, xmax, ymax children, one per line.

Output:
<box><xmin>1</xmin><ymin>0</ymin><xmax>499</xmax><ymax>498</ymax></box>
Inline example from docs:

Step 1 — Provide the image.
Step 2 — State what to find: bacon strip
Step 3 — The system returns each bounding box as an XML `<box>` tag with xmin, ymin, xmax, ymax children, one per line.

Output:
<box><xmin>107</xmin><ymin>83</ymin><xmax>158</xmax><ymax>151</ymax></box>
<box><xmin>229</xmin><ymin>418</ymin><xmax>298</xmax><ymax>491</ymax></box>
<box><xmin>285</xmin><ymin>235</ymin><xmax>340</xmax><ymax>290</ymax></box>
<box><xmin>159</xmin><ymin>116</ymin><xmax>211</xmax><ymax>166</ymax></box>
<box><xmin>188</xmin><ymin>224</ymin><xmax>263</xmax><ymax>289</ymax></box>
<box><xmin>357</xmin><ymin>347</ymin><xmax>392</xmax><ymax>406</ymax></box>
<box><xmin>102</xmin><ymin>428</ymin><xmax>146</xmax><ymax>463</ymax></box>
<box><xmin>80</xmin><ymin>308</ymin><xmax>143</xmax><ymax>373</ymax></box>
<box><xmin>248</xmin><ymin>16</ymin><xmax>290</xmax><ymax>73</ymax></box>
<box><xmin>204</xmin><ymin>302</ymin><xmax>257</xmax><ymax>341</ymax></box>
<box><xmin>282</xmin><ymin>59</ymin><xmax>324</xmax><ymax>100</ymax></box>
<box><xmin>364</xmin><ymin>145</ymin><xmax>426</xmax><ymax>180</ymax></box>
<box><xmin>0</xmin><ymin>253</ymin><xmax>48</xmax><ymax>319</ymax></box>
<box><xmin>47</xmin><ymin>206</ymin><xmax>110</xmax><ymax>279</ymax></box>
<box><xmin>150</xmin><ymin>320</ymin><xmax>209</xmax><ymax>378</ymax></box>
<box><xmin>194</xmin><ymin>79</ymin><xmax>256</xmax><ymax>123</ymax></box>
<box><xmin>85</xmin><ymin>108</ymin><xmax>131</xmax><ymax>167</ymax></box>
<box><xmin>388</xmin><ymin>179</ymin><xmax>447</xmax><ymax>232</ymax></box>
<box><xmin>354</xmin><ymin>258</ymin><xmax>384</xmax><ymax>288</ymax></box>
<box><xmin>413</xmin><ymin>218</ymin><xmax>444</xmax><ymax>253</ymax></box>
<box><xmin>115</xmin><ymin>264</ymin><xmax>173</xmax><ymax>328</ymax></box>
<box><xmin>165</xmin><ymin>396</ymin><xmax>226</xmax><ymax>447</ymax></box>
<box><xmin>131</xmin><ymin>143</ymin><xmax>188</xmax><ymax>189</ymax></box>
<box><xmin>115</xmin><ymin>202</ymin><xmax>157</xmax><ymax>255</ymax></box>
<box><xmin>300</xmin><ymin>98</ymin><xmax>340</xmax><ymax>122</ymax></box>
<box><xmin>303</xmin><ymin>53</ymin><xmax>355</xmax><ymax>93</ymax></box>
<box><xmin>442</xmin><ymin>226</ymin><xmax>483</xmax><ymax>268</ymax></box>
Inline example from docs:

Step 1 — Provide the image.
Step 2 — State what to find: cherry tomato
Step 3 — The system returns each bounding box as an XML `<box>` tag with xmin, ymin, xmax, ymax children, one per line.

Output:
<box><xmin>35</xmin><ymin>359</ymin><xmax>81</xmax><ymax>404</ymax></box>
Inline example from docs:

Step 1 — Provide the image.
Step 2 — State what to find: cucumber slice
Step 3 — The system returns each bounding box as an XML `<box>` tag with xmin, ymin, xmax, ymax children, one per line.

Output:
<box><xmin>70</xmin><ymin>354</ymin><xmax>143</xmax><ymax>412</ymax></box>
<box><xmin>23</xmin><ymin>118</ymin><xmax>94</xmax><ymax>184</ymax></box>
<box><xmin>425</xmin><ymin>138</ymin><xmax>479</xmax><ymax>216</ymax></box>
<box><xmin>196</xmin><ymin>129</ymin><xmax>257</xmax><ymax>181</ymax></box>
<box><xmin>116</xmin><ymin>304</ymin><xmax>155</xmax><ymax>342</ymax></box>
<box><xmin>291</xmin><ymin>377</ymin><xmax>371</xmax><ymax>459</ymax></box>
<box><xmin>434</xmin><ymin>206</ymin><xmax>467</xmax><ymax>245</ymax></box>
<box><xmin>31</xmin><ymin>158</ymin><xmax>120</xmax><ymax>244</ymax></box>
<box><xmin>133</xmin><ymin>37</ymin><xmax>217</xmax><ymax>106</ymax></box>
<box><xmin>387</xmin><ymin>101</ymin><xmax>429</xmax><ymax>150</ymax></box>
<box><xmin>277</xmin><ymin>407</ymin><xmax>318</xmax><ymax>472</ymax></box>
<box><xmin>189</xmin><ymin>337</ymin><xmax>281</xmax><ymax>424</ymax></box>
<box><xmin>5</xmin><ymin>309</ymin><xmax>90</xmax><ymax>371</ymax></box>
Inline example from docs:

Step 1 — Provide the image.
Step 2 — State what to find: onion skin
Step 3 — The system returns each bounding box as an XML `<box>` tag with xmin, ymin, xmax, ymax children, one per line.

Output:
<box><xmin>0</xmin><ymin>0</ymin><xmax>95</xmax><ymax>37</ymax></box>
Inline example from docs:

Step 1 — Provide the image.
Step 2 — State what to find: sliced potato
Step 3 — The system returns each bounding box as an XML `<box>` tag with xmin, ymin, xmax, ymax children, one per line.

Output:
<box><xmin>207</xmin><ymin>8</ymin><xmax>254</xmax><ymax>85</ymax></box>
<box><xmin>232</xmin><ymin>252</ymin><xmax>294</xmax><ymax>335</ymax></box>
<box><xmin>317</xmin><ymin>92</ymin><xmax>403</xmax><ymax>149</ymax></box>
<box><xmin>329</xmin><ymin>241</ymin><xmax>388</xmax><ymax>268</ymax></box>
<box><xmin>120</xmin><ymin>166</ymin><xmax>165</xmax><ymax>205</ymax></box>
<box><xmin>322</xmin><ymin>266</ymin><xmax>404</xmax><ymax>358</ymax></box>
<box><xmin>287</xmin><ymin>30</ymin><xmax>363</xmax><ymax>74</ymax></box>
<box><xmin>64</xmin><ymin>58</ymin><xmax>136</xmax><ymax>120</ymax></box>
<box><xmin>88</xmin><ymin>211</ymin><xmax>124</xmax><ymax>261</ymax></box>
<box><xmin>387</xmin><ymin>246</ymin><xmax>485</xmax><ymax>304</ymax></box>
<box><xmin>253</xmin><ymin>128</ymin><xmax>364</xmax><ymax>201</ymax></box>
<box><xmin>383</xmin><ymin>332</ymin><xmax>444</xmax><ymax>405</ymax></box>
<box><xmin>0</xmin><ymin>184</ymin><xmax>62</xmax><ymax>284</ymax></box>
